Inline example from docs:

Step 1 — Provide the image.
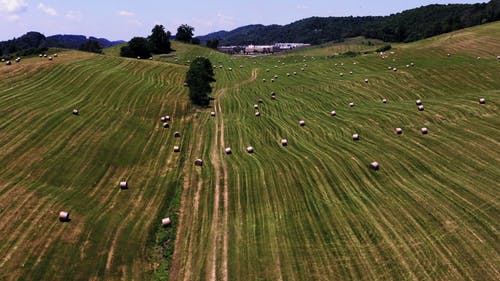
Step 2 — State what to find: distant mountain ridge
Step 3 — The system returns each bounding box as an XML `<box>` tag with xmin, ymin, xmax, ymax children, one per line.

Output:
<box><xmin>0</xmin><ymin>32</ymin><xmax>124</xmax><ymax>56</ymax></box>
<box><xmin>198</xmin><ymin>0</ymin><xmax>500</xmax><ymax>45</ymax></box>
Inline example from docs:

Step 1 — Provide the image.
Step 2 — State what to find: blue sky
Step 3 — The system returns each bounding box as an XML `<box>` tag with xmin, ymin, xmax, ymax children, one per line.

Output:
<box><xmin>0</xmin><ymin>0</ymin><xmax>485</xmax><ymax>41</ymax></box>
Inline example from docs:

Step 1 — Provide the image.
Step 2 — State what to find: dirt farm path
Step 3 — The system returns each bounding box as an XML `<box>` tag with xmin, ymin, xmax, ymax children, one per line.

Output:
<box><xmin>172</xmin><ymin>68</ymin><xmax>258</xmax><ymax>281</ymax></box>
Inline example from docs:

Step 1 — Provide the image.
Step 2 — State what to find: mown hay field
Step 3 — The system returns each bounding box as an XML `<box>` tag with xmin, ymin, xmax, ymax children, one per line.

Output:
<box><xmin>0</xmin><ymin>22</ymin><xmax>499</xmax><ymax>281</ymax></box>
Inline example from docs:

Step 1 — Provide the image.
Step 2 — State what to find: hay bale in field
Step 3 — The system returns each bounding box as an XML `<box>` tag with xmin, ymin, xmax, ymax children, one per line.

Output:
<box><xmin>382</xmin><ymin>99</ymin><xmax>387</xmax><ymax>104</ymax></box>
<box><xmin>266</xmin><ymin>69</ymin><xmax>270</xmax><ymax>72</ymax></box>
<box><xmin>299</xmin><ymin>120</ymin><xmax>305</xmax><ymax>126</ymax></box>
<box><xmin>160</xmin><ymin>116</ymin><xmax>166</xmax><ymax>122</ymax></box>
<box><xmin>258</xmin><ymin>99</ymin><xmax>264</xmax><ymax>103</ymax></box>
<box><xmin>287</xmin><ymin>73</ymin><xmax>290</xmax><ymax>77</ymax></box>
<box><xmin>54</xmin><ymin>54</ymin><xmax>58</xmax><ymax>57</ymax></box>
<box><xmin>352</xmin><ymin>134</ymin><xmax>360</xmax><ymax>141</ymax></box>
<box><xmin>418</xmin><ymin>105</ymin><xmax>424</xmax><ymax>111</ymax></box>
<box><xmin>48</xmin><ymin>56</ymin><xmax>53</xmax><ymax>61</ymax></box>
<box><xmin>293</xmin><ymin>72</ymin><xmax>297</xmax><ymax>75</ymax></box>
<box><xmin>184</xmin><ymin>82</ymin><xmax>189</xmax><ymax>87</ymax></box>
<box><xmin>364</xmin><ymin>79</ymin><xmax>369</xmax><ymax>83</ymax></box>
<box><xmin>339</xmin><ymin>73</ymin><xmax>344</xmax><ymax>77</ymax></box>
<box><xmin>497</xmin><ymin>55</ymin><xmax>500</xmax><ymax>60</ymax></box>
<box><xmin>5</xmin><ymin>61</ymin><xmax>11</xmax><ymax>65</ymax></box>
<box><xmin>137</xmin><ymin>56</ymin><xmax>141</xmax><ymax>59</ymax></box>
<box><xmin>370</xmin><ymin>162</ymin><xmax>380</xmax><ymax>170</ymax></box>
<box><xmin>120</xmin><ymin>181</ymin><xmax>128</xmax><ymax>189</ymax></box>
<box><xmin>43</xmin><ymin>54</ymin><xmax>47</xmax><ymax>57</ymax></box>
<box><xmin>331</xmin><ymin>110</ymin><xmax>337</xmax><ymax>116</ymax></box>
<box><xmin>254</xmin><ymin>104</ymin><xmax>259</xmax><ymax>109</ymax></box>
<box><xmin>174</xmin><ymin>146</ymin><xmax>180</xmax><ymax>152</ymax></box>
<box><xmin>477</xmin><ymin>57</ymin><xmax>481</xmax><ymax>60</ymax></box>
<box><xmin>211</xmin><ymin>112</ymin><xmax>216</xmax><ymax>117</ymax></box>
<box><xmin>59</xmin><ymin>211</ymin><xmax>70</xmax><ymax>222</ymax></box>
<box><xmin>262</xmin><ymin>79</ymin><xmax>266</xmax><ymax>82</ymax></box>
<box><xmin>225</xmin><ymin>147</ymin><xmax>232</xmax><ymax>154</ymax></box>
<box><xmin>271</xmin><ymin>79</ymin><xmax>275</xmax><ymax>83</ymax></box>
<box><xmin>349</xmin><ymin>71</ymin><xmax>353</xmax><ymax>75</ymax></box>
<box><xmin>165</xmin><ymin>115</ymin><xmax>171</xmax><ymax>121</ymax></box>
<box><xmin>274</xmin><ymin>75</ymin><xmax>278</xmax><ymax>79</ymax></box>
<box><xmin>281</xmin><ymin>139</ymin><xmax>288</xmax><ymax>146</ymax></box>
<box><xmin>174</xmin><ymin>131</ymin><xmax>181</xmax><ymax>137</ymax></box>
<box><xmin>255</xmin><ymin>111</ymin><xmax>261</xmax><ymax>117</ymax></box>
<box><xmin>162</xmin><ymin>218</ymin><xmax>171</xmax><ymax>227</ymax></box>
<box><xmin>479</xmin><ymin>98</ymin><xmax>486</xmax><ymax>104</ymax></box>
<box><xmin>72</xmin><ymin>109</ymin><xmax>79</xmax><ymax>115</ymax></box>
<box><xmin>447</xmin><ymin>53</ymin><xmax>451</xmax><ymax>57</ymax></box>
<box><xmin>1</xmin><ymin>58</ymin><xmax>4</xmax><ymax>62</ymax></box>
<box><xmin>388</xmin><ymin>66</ymin><xmax>392</xmax><ymax>70</ymax></box>
<box><xmin>416</xmin><ymin>99</ymin><xmax>422</xmax><ymax>106</ymax></box>
<box><xmin>349</xmin><ymin>102</ymin><xmax>355</xmax><ymax>107</ymax></box>
<box><xmin>15</xmin><ymin>57</ymin><xmax>21</xmax><ymax>63</ymax></box>
<box><xmin>39</xmin><ymin>54</ymin><xmax>43</xmax><ymax>57</ymax></box>
<box><xmin>194</xmin><ymin>159</ymin><xmax>203</xmax><ymax>166</ymax></box>
<box><xmin>240</xmin><ymin>65</ymin><xmax>243</xmax><ymax>68</ymax></box>
<box><xmin>421</xmin><ymin>127</ymin><xmax>429</xmax><ymax>134</ymax></box>
<box><xmin>396</xmin><ymin>128</ymin><xmax>403</xmax><ymax>135</ymax></box>
<box><xmin>411</xmin><ymin>62</ymin><xmax>415</xmax><ymax>66</ymax></box>
<box><xmin>393</xmin><ymin>68</ymin><xmax>397</xmax><ymax>71</ymax></box>
<box><xmin>163</xmin><ymin>122</ymin><xmax>170</xmax><ymax>128</ymax></box>
<box><xmin>271</xmin><ymin>96</ymin><xmax>276</xmax><ymax>100</ymax></box>
<box><xmin>246</xmin><ymin>146</ymin><xmax>254</xmax><ymax>153</ymax></box>
<box><xmin>228</xmin><ymin>67</ymin><xmax>232</xmax><ymax>71</ymax></box>
<box><xmin>301</xmin><ymin>68</ymin><xmax>305</xmax><ymax>71</ymax></box>
<box><xmin>149</xmin><ymin>57</ymin><xmax>153</xmax><ymax>60</ymax></box>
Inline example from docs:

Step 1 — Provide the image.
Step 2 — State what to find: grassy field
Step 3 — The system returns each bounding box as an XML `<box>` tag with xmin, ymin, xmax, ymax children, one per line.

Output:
<box><xmin>0</xmin><ymin>22</ymin><xmax>499</xmax><ymax>281</ymax></box>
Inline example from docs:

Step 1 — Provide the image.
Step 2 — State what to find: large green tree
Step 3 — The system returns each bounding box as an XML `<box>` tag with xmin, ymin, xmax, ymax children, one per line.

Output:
<box><xmin>120</xmin><ymin>37</ymin><xmax>152</xmax><ymax>58</ymax></box>
<box><xmin>79</xmin><ymin>39</ymin><xmax>103</xmax><ymax>53</ymax></box>
<box><xmin>176</xmin><ymin>24</ymin><xmax>194</xmax><ymax>43</ymax></box>
<box><xmin>185</xmin><ymin>57</ymin><xmax>215</xmax><ymax>106</ymax></box>
<box><xmin>148</xmin><ymin>25</ymin><xmax>171</xmax><ymax>54</ymax></box>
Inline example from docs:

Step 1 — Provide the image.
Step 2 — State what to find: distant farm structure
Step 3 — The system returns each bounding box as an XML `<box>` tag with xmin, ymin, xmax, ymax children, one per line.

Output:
<box><xmin>218</xmin><ymin>43</ymin><xmax>311</xmax><ymax>55</ymax></box>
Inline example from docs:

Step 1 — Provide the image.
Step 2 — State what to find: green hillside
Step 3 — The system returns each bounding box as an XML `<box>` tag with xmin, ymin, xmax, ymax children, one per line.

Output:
<box><xmin>1</xmin><ymin>22</ymin><xmax>499</xmax><ymax>281</ymax></box>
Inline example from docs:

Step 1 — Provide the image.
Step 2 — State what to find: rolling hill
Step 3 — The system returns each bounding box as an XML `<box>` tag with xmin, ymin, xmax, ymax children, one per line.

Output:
<box><xmin>0</xmin><ymin>21</ymin><xmax>499</xmax><ymax>281</ymax></box>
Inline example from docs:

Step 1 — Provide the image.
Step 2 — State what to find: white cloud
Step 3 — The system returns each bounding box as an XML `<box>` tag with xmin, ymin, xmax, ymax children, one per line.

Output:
<box><xmin>65</xmin><ymin>10</ymin><xmax>82</xmax><ymax>21</ymax></box>
<box><xmin>117</xmin><ymin>10</ymin><xmax>134</xmax><ymax>17</ymax></box>
<box><xmin>38</xmin><ymin>3</ymin><xmax>56</xmax><ymax>16</ymax></box>
<box><xmin>0</xmin><ymin>0</ymin><xmax>27</xmax><ymax>13</ymax></box>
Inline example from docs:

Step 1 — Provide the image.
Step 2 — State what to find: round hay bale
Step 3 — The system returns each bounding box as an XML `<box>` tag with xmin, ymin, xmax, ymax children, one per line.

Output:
<box><xmin>301</xmin><ymin>68</ymin><xmax>305</xmax><ymax>71</ymax></box>
<box><xmin>447</xmin><ymin>53</ymin><xmax>451</xmax><ymax>57</ymax></box>
<box><xmin>162</xmin><ymin>218</ymin><xmax>171</xmax><ymax>227</ymax></box>
<box><xmin>120</xmin><ymin>181</ymin><xmax>128</xmax><ymax>189</ymax></box>
<box><xmin>339</xmin><ymin>73</ymin><xmax>344</xmax><ymax>77</ymax></box>
<box><xmin>271</xmin><ymin>79</ymin><xmax>275</xmax><ymax>83</ymax></box>
<box><xmin>396</xmin><ymin>128</ymin><xmax>403</xmax><ymax>135</ymax></box>
<box><xmin>174</xmin><ymin>131</ymin><xmax>181</xmax><ymax>137</ymax></box>
<box><xmin>382</xmin><ymin>99</ymin><xmax>387</xmax><ymax>104</ymax></box>
<box><xmin>349</xmin><ymin>71</ymin><xmax>353</xmax><ymax>75</ymax></box>
<box><xmin>54</xmin><ymin>54</ymin><xmax>58</xmax><ymax>57</ymax></box>
<box><xmin>477</xmin><ymin>57</ymin><xmax>481</xmax><ymax>60</ymax></box>
<box><xmin>293</xmin><ymin>72</ymin><xmax>297</xmax><ymax>75</ymax></box>
<box><xmin>255</xmin><ymin>111</ymin><xmax>261</xmax><ymax>117</ymax></box>
<box><xmin>274</xmin><ymin>75</ymin><xmax>278</xmax><ymax>79</ymax></box>
<box><xmin>410</xmin><ymin>62</ymin><xmax>415</xmax><ymax>66</ymax></box>
<box><xmin>1</xmin><ymin>58</ymin><xmax>4</xmax><ymax>62</ymax></box>
<box><xmin>287</xmin><ymin>73</ymin><xmax>290</xmax><ymax>77</ymax></box>
<box><xmin>418</xmin><ymin>105</ymin><xmax>424</xmax><ymax>111</ymax></box>
<box><xmin>262</xmin><ymin>79</ymin><xmax>266</xmax><ymax>82</ymax></box>
<box><xmin>416</xmin><ymin>99</ymin><xmax>422</xmax><ymax>106</ymax></box>
<box><xmin>388</xmin><ymin>66</ymin><xmax>392</xmax><ymax>70</ymax></box>
<box><xmin>364</xmin><ymin>79</ymin><xmax>369</xmax><ymax>83</ymax></box>
<box><xmin>6</xmin><ymin>61</ymin><xmax>11</xmax><ymax>65</ymax></box>
<box><xmin>48</xmin><ymin>56</ymin><xmax>53</xmax><ymax>61</ymax></box>
<box><xmin>254</xmin><ymin>104</ymin><xmax>259</xmax><ymax>109</ymax></box>
<box><xmin>15</xmin><ymin>58</ymin><xmax>20</xmax><ymax>63</ymax></box>
<box><xmin>331</xmin><ymin>110</ymin><xmax>337</xmax><ymax>116</ymax></box>
<box><xmin>349</xmin><ymin>102</ymin><xmax>355</xmax><ymax>107</ymax></box>
<box><xmin>258</xmin><ymin>99</ymin><xmax>264</xmax><ymax>103</ymax></box>
<box><xmin>266</xmin><ymin>69</ymin><xmax>270</xmax><ymax>72</ymax></box>
<box><xmin>59</xmin><ymin>211</ymin><xmax>70</xmax><ymax>222</ymax></box>
<box><xmin>497</xmin><ymin>55</ymin><xmax>500</xmax><ymax>60</ymax></box>
<box><xmin>194</xmin><ymin>159</ymin><xmax>203</xmax><ymax>166</ymax></box>
<box><xmin>479</xmin><ymin>98</ymin><xmax>486</xmax><ymax>104</ymax></box>
<box><xmin>421</xmin><ymin>127</ymin><xmax>429</xmax><ymax>134</ymax></box>
<box><xmin>72</xmin><ymin>109</ymin><xmax>79</xmax><ymax>115</ymax></box>
<box><xmin>228</xmin><ymin>67</ymin><xmax>232</xmax><ymax>71</ymax></box>
<box><xmin>149</xmin><ymin>57</ymin><xmax>153</xmax><ymax>60</ymax></box>
<box><xmin>246</xmin><ymin>146</ymin><xmax>254</xmax><ymax>153</ymax></box>
<box><xmin>184</xmin><ymin>82</ymin><xmax>189</xmax><ymax>87</ymax></box>
<box><xmin>352</xmin><ymin>134</ymin><xmax>360</xmax><ymax>141</ymax></box>
<box><xmin>281</xmin><ymin>139</ymin><xmax>288</xmax><ymax>146</ymax></box>
<box><xmin>163</xmin><ymin>122</ymin><xmax>170</xmax><ymax>128</ymax></box>
<box><xmin>225</xmin><ymin>147</ymin><xmax>232</xmax><ymax>154</ymax></box>
<box><xmin>174</xmin><ymin>146</ymin><xmax>180</xmax><ymax>152</ymax></box>
<box><xmin>43</xmin><ymin>54</ymin><xmax>47</xmax><ymax>57</ymax></box>
<box><xmin>393</xmin><ymin>68</ymin><xmax>397</xmax><ymax>71</ymax></box>
<box><xmin>271</xmin><ymin>96</ymin><xmax>276</xmax><ymax>100</ymax></box>
<box><xmin>137</xmin><ymin>56</ymin><xmax>141</xmax><ymax>59</ymax></box>
<box><xmin>299</xmin><ymin>120</ymin><xmax>305</xmax><ymax>126</ymax></box>
<box><xmin>160</xmin><ymin>116</ymin><xmax>166</xmax><ymax>122</ymax></box>
<box><xmin>39</xmin><ymin>54</ymin><xmax>43</xmax><ymax>57</ymax></box>
<box><xmin>165</xmin><ymin>115</ymin><xmax>171</xmax><ymax>121</ymax></box>
<box><xmin>370</xmin><ymin>162</ymin><xmax>380</xmax><ymax>170</ymax></box>
<box><xmin>211</xmin><ymin>112</ymin><xmax>216</xmax><ymax>117</ymax></box>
